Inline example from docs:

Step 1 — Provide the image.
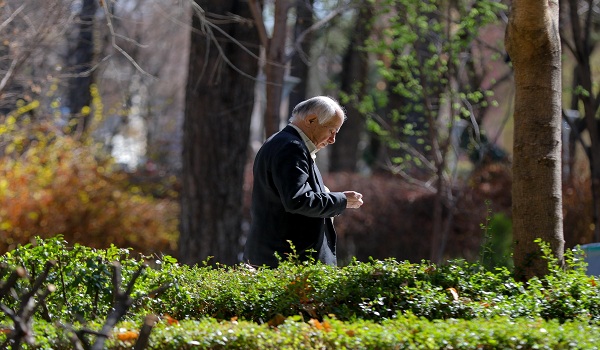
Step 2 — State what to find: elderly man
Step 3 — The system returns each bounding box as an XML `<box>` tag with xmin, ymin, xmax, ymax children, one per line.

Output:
<box><xmin>243</xmin><ymin>96</ymin><xmax>364</xmax><ymax>268</ymax></box>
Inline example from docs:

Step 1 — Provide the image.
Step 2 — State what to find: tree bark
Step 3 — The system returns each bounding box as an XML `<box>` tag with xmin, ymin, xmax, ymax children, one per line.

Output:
<box><xmin>179</xmin><ymin>0</ymin><xmax>260</xmax><ymax>265</ymax></box>
<box><xmin>505</xmin><ymin>0</ymin><xmax>564</xmax><ymax>280</ymax></box>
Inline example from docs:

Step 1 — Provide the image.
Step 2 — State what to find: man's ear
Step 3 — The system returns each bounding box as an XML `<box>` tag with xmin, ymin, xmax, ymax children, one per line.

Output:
<box><xmin>306</xmin><ymin>114</ymin><xmax>318</xmax><ymax>125</ymax></box>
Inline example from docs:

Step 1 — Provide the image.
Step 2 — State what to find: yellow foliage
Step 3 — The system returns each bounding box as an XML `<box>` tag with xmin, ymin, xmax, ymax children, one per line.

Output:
<box><xmin>11</xmin><ymin>100</ymin><xmax>39</xmax><ymax>118</ymax></box>
<box><xmin>0</xmin><ymin>121</ymin><xmax>179</xmax><ymax>255</ymax></box>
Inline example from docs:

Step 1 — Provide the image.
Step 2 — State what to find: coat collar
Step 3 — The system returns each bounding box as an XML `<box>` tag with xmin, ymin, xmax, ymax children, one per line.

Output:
<box><xmin>286</xmin><ymin>124</ymin><xmax>317</xmax><ymax>160</ymax></box>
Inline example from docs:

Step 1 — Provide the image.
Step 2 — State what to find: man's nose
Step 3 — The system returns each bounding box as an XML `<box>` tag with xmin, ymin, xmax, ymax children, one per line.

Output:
<box><xmin>329</xmin><ymin>134</ymin><xmax>336</xmax><ymax>144</ymax></box>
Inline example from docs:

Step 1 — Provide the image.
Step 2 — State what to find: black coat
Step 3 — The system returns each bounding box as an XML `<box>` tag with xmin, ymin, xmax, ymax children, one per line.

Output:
<box><xmin>243</xmin><ymin>125</ymin><xmax>347</xmax><ymax>267</ymax></box>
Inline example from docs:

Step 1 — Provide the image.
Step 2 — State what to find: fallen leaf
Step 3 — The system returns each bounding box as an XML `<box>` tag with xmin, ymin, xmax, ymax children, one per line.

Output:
<box><xmin>267</xmin><ymin>313</ymin><xmax>286</xmax><ymax>327</ymax></box>
<box><xmin>309</xmin><ymin>318</ymin><xmax>323</xmax><ymax>330</ymax></box>
<box><xmin>116</xmin><ymin>331</ymin><xmax>138</xmax><ymax>341</ymax></box>
<box><xmin>447</xmin><ymin>287</ymin><xmax>459</xmax><ymax>301</ymax></box>
<box><xmin>163</xmin><ymin>314</ymin><xmax>179</xmax><ymax>325</ymax></box>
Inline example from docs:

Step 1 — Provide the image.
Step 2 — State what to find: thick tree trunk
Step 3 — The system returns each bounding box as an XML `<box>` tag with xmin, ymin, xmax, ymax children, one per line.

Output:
<box><xmin>179</xmin><ymin>0</ymin><xmax>259</xmax><ymax>266</ymax></box>
<box><xmin>505</xmin><ymin>0</ymin><xmax>564</xmax><ymax>280</ymax></box>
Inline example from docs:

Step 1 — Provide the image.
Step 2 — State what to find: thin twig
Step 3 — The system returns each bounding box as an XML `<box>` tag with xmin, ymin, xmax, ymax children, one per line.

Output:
<box><xmin>99</xmin><ymin>0</ymin><xmax>156</xmax><ymax>79</ymax></box>
<box><xmin>0</xmin><ymin>4</ymin><xmax>25</xmax><ymax>32</ymax></box>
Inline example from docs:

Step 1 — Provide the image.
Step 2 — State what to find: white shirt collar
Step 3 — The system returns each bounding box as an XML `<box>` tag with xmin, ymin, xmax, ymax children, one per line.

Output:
<box><xmin>289</xmin><ymin>124</ymin><xmax>318</xmax><ymax>160</ymax></box>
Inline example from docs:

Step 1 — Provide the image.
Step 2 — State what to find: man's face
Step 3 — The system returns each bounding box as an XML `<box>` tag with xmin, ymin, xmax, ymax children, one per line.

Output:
<box><xmin>306</xmin><ymin>113</ymin><xmax>344</xmax><ymax>150</ymax></box>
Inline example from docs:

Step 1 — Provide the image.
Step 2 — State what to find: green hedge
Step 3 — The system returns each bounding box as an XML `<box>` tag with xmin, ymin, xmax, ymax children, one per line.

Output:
<box><xmin>1</xmin><ymin>236</ymin><xmax>600</xmax><ymax>349</ymax></box>
<box><xmin>24</xmin><ymin>315</ymin><xmax>600</xmax><ymax>349</ymax></box>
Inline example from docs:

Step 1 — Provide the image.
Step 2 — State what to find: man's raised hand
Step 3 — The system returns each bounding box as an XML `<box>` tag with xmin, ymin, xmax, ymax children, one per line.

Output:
<box><xmin>343</xmin><ymin>191</ymin><xmax>364</xmax><ymax>209</ymax></box>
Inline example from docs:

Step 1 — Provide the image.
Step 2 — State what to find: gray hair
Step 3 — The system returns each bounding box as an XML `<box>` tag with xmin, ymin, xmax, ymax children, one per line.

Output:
<box><xmin>290</xmin><ymin>96</ymin><xmax>346</xmax><ymax>124</ymax></box>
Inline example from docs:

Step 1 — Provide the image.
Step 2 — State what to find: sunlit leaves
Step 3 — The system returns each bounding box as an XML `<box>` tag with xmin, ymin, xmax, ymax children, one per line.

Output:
<box><xmin>359</xmin><ymin>0</ymin><xmax>505</xmax><ymax>175</ymax></box>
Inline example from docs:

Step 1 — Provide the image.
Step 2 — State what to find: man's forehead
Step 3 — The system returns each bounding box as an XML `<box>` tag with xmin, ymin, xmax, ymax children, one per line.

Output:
<box><xmin>325</xmin><ymin>113</ymin><xmax>344</xmax><ymax>126</ymax></box>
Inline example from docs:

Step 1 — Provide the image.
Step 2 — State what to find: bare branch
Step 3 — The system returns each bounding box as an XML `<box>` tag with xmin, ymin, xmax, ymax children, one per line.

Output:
<box><xmin>288</xmin><ymin>2</ymin><xmax>355</xmax><ymax>62</ymax></box>
<box><xmin>0</xmin><ymin>267</ymin><xmax>26</xmax><ymax>300</ymax></box>
<box><xmin>0</xmin><ymin>262</ymin><xmax>56</xmax><ymax>348</ymax></box>
<box><xmin>188</xmin><ymin>2</ymin><xmax>263</xmax><ymax>83</ymax></box>
<box><xmin>99</xmin><ymin>0</ymin><xmax>157</xmax><ymax>79</ymax></box>
<box><xmin>0</xmin><ymin>55</ymin><xmax>24</xmax><ymax>95</ymax></box>
<box><xmin>369</xmin><ymin>111</ymin><xmax>436</xmax><ymax>174</ymax></box>
<box><xmin>20</xmin><ymin>261</ymin><xmax>56</xmax><ymax>305</ymax></box>
<box><xmin>386</xmin><ymin>158</ymin><xmax>437</xmax><ymax>193</ymax></box>
<box><xmin>0</xmin><ymin>4</ymin><xmax>25</xmax><ymax>32</ymax></box>
<box><xmin>248</xmin><ymin>0</ymin><xmax>270</xmax><ymax>48</ymax></box>
<box><xmin>134</xmin><ymin>314</ymin><xmax>160</xmax><ymax>350</ymax></box>
<box><xmin>56</xmin><ymin>54</ymin><xmax>113</xmax><ymax>79</ymax></box>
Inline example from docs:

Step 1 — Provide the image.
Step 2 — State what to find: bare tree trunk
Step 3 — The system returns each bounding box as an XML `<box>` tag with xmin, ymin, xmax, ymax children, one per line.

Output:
<box><xmin>179</xmin><ymin>0</ymin><xmax>260</xmax><ymax>265</ymax></box>
<box><xmin>561</xmin><ymin>0</ymin><xmax>600</xmax><ymax>242</ymax></box>
<box><xmin>330</xmin><ymin>4</ymin><xmax>372</xmax><ymax>173</ymax></box>
<box><xmin>506</xmin><ymin>0</ymin><xmax>564</xmax><ymax>280</ymax></box>
<box><xmin>67</xmin><ymin>0</ymin><xmax>97</xmax><ymax>135</ymax></box>
<box><xmin>249</xmin><ymin>0</ymin><xmax>350</xmax><ymax>137</ymax></box>
<box><xmin>263</xmin><ymin>0</ymin><xmax>291</xmax><ymax>137</ymax></box>
<box><xmin>287</xmin><ymin>0</ymin><xmax>314</xmax><ymax>115</ymax></box>
<box><xmin>579</xmin><ymin>61</ymin><xmax>600</xmax><ymax>241</ymax></box>
<box><xmin>586</xmin><ymin>111</ymin><xmax>600</xmax><ymax>242</ymax></box>
<box><xmin>430</xmin><ymin>168</ymin><xmax>444</xmax><ymax>263</ymax></box>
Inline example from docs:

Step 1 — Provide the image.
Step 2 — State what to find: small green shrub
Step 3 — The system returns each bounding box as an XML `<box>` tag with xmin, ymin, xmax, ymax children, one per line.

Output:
<box><xmin>0</xmin><ymin>236</ymin><xmax>164</xmax><ymax>320</ymax></box>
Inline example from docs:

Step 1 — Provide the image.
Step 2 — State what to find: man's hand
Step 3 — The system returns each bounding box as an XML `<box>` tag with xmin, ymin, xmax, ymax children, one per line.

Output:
<box><xmin>343</xmin><ymin>191</ymin><xmax>364</xmax><ymax>209</ymax></box>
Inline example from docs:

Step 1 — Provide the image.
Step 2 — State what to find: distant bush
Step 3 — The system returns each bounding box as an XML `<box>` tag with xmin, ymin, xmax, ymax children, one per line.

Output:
<box><xmin>0</xmin><ymin>118</ymin><xmax>179</xmax><ymax>255</ymax></box>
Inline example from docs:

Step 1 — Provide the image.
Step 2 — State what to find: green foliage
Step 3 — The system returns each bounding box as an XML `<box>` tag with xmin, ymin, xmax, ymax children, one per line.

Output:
<box><xmin>20</xmin><ymin>315</ymin><xmax>600</xmax><ymax>349</ymax></box>
<box><xmin>0</xmin><ymin>236</ymin><xmax>165</xmax><ymax>320</ymax></box>
<box><xmin>1</xmin><ymin>237</ymin><xmax>600</xmax><ymax>348</ymax></box>
<box><xmin>480</xmin><ymin>201</ymin><xmax>513</xmax><ymax>270</ymax></box>
<box><xmin>359</xmin><ymin>0</ymin><xmax>506</xmax><ymax>172</ymax></box>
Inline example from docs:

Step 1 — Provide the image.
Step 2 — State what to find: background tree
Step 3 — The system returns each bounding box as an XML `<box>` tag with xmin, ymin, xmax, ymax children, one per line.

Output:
<box><xmin>91</xmin><ymin>0</ymin><xmax>189</xmax><ymax>172</ymax></box>
<box><xmin>179</xmin><ymin>0</ymin><xmax>260</xmax><ymax>265</ymax></box>
<box><xmin>0</xmin><ymin>1</ymin><xmax>71</xmax><ymax>117</ymax></box>
<box><xmin>65</xmin><ymin>0</ymin><xmax>98</xmax><ymax>136</ymax></box>
<box><xmin>249</xmin><ymin>0</ymin><xmax>292</xmax><ymax>137</ymax></box>
<box><xmin>505</xmin><ymin>0</ymin><xmax>564</xmax><ymax>280</ymax></box>
<box><xmin>287</xmin><ymin>0</ymin><xmax>315</xmax><ymax>114</ymax></box>
<box><xmin>359</xmin><ymin>0</ymin><xmax>506</xmax><ymax>263</ymax></box>
<box><xmin>1</xmin><ymin>0</ymin><xmax>592</xmax><ymax>270</ymax></box>
<box><xmin>330</xmin><ymin>3</ymin><xmax>373</xmax><ymax>172</ymax></box>
<box><xmin>249</xmin><ymin>0</ymin><xmax>353</xmax><ymax>138</ymax></box>
<box><xmin>560</xmin><ymin>0</ymin><xmax>600</xmax><ymax>243</ymax></box>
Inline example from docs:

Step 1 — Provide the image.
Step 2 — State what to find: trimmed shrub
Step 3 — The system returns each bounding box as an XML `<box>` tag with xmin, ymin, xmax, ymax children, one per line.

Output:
<box><xmin>1</xmin><ymin>237</ymin><xmax>600</xmax><ymax>348</ymax></box>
